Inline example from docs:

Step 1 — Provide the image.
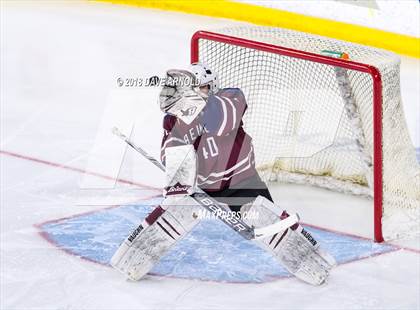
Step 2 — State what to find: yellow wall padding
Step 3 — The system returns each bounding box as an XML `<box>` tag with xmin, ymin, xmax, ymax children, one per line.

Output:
<box><xmin>94</xmin><ymin>0</ymin><xmax>420</xmax><ymax>58</ymax></box>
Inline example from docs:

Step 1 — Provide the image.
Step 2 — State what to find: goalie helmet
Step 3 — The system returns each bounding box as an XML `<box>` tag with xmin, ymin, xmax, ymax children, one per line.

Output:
<box><xmin>189</xmin><ymin>62</ymin><xmax>219</xmax><ymax>98</ymax></box>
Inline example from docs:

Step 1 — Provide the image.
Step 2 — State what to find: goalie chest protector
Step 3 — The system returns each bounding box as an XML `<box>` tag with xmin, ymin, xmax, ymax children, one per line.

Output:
<box><xmin>160</xmin><ymin>88</ymin><xmax>257</xmax><ymax>191</ymax></box>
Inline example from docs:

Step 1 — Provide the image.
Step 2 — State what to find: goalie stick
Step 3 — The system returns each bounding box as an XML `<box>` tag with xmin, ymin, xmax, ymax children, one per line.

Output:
<box><xmin>112</xmin><ymin>127</ymin><xmax>298</xmax><ymax>240</ymax></box>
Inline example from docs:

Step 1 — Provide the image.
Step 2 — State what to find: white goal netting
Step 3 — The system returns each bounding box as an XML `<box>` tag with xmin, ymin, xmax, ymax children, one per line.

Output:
<box><xmin>193</xmin><ymin>26</ymin><xmax>419</xmax><ymax>241</ymax></box>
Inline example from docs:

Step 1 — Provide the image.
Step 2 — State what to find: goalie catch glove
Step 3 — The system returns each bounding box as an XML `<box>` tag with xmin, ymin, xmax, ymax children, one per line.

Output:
<box><xmin>241</xmin><ymin>196</ymin><xmax>336</xmax><ymax>285</ymax></box>
<box><xmin>159</xmin><ymin>69</ymin><xmax>206</xmax><ymax>125</ymax></box>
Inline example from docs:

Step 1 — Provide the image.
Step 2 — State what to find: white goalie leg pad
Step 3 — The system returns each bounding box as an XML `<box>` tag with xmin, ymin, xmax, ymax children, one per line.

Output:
<box><xmin>241</xmin><ymin>196</ymin><xmax>336</xmax><ymax>285</ymax></box>
<box><xmin>110</xmin><ymin>195</ymin><xmax>201</xmax><ymax>281</ymax></box>
<box><xmin>274</xmin><ymin>228</ymin><xmax>333</xmax><ymax>285</ymax></box>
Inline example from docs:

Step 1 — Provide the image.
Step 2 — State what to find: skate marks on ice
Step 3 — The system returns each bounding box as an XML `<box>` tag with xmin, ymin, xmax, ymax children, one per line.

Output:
<box><xmin>36</xmin><ymin>197</ymin><xmax>399</xmax><ymax>283</ymax></box>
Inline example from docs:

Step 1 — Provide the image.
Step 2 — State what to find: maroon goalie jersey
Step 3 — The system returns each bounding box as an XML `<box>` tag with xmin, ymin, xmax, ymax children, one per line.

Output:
<box><xmin>160</xmin><ymin>88</ymin><xmax>257</xmax><ymax>192</ymax></box>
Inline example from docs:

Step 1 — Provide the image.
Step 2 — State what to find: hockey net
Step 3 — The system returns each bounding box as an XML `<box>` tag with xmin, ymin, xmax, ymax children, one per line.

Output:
<box><xmin>191</xmin><ymin>26</ymin><xmax>419</xmax><ymax>242</ymax></box>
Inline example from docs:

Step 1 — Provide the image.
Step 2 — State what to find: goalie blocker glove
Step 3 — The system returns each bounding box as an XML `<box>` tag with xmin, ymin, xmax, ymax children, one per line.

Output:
<box><xmin>163</xmin><ymin>145</ymin><xmax>197</xmax><ymax>197</ymax></box>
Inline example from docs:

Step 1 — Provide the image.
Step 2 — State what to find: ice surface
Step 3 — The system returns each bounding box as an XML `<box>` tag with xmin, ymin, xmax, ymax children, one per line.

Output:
<box><xmin>38</xmin><ymin>197</ymin><xmax>398</xmax><ymax>283</ymax></box>
<box><xmin>1</xmin><ymin>1</ymin><xmax>419</xmax><ymax>309</ymax></box>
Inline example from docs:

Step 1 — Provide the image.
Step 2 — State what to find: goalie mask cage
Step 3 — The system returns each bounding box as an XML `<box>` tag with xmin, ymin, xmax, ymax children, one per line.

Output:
<box><xmin>191</xmin><ymin>27</ymin><xmax>419</xmax><ymax>242</ymax></box>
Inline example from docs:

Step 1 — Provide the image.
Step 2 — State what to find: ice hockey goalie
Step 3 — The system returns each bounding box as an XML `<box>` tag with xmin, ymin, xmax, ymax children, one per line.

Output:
<box><xmin>111</xmin><ymin>63</ymin><xmax>336</xmax><ymax>285</ymax></box>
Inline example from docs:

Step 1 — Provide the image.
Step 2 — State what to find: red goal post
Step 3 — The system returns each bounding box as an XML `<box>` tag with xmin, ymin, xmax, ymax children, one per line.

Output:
<box><xmin>191</xmin><ymin>30</ymin><xmax>385</xmax><ymax>242</ymax></box>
